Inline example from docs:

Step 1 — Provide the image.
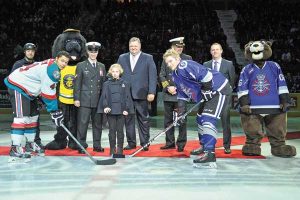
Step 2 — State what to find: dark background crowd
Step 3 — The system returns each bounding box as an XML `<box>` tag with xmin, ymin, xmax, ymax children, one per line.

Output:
<box><xmin>0</xmin><ymin>0</ymin><xmax>300</xmax><ymax>92</ymax></box>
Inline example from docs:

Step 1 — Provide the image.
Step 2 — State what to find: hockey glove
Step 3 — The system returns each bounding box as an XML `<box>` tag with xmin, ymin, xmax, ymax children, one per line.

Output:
<box><xmin>201</xmin><ymin>90</ymin><xmax>217</xmax><ymax>101</ymax></box>
<box><xmin>50</xmin><ymin>110</ymin><xmax>64</xmax><ymax>127</ymax></box>
<box><xmin>240</xmin><ymin>105</ymin><xmax>251</xmax><ymax>114</ymax></box>
<box><xmin>280</xmin><ymin>103</ymin><xmax>289</xmax><ymax>112</ymax></box>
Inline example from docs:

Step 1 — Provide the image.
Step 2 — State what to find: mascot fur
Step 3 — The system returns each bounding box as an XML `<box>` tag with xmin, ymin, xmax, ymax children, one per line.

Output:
<box><xmin>45</xmin><ymin>29</ymin><xmax>86</xmax><ymax>150</ymax></box>
<box><xmin>237</xmin><ymin>40</ymin><xmax>296</xmax><ymax>157</ymax></box>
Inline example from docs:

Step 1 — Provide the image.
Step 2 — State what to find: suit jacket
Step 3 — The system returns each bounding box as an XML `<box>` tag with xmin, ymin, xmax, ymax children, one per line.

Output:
<box><xmin>160</xmin><ymin>53</ymin><xmax>192</xmax><ymax>102</ymax></box>
<box><xmin>117</xmin><ymin>52</ymin><xmax>157</xmax><ymax>100</ymax></box>
<box><xmin>74</xmin><ymin>59</ymin><xmax>106</xmax><ymax>108</ymax></box>
<box><xmin>203</xmin><ymin>58</ymin><xmax>236</xmax><ymax>89</ymax></box>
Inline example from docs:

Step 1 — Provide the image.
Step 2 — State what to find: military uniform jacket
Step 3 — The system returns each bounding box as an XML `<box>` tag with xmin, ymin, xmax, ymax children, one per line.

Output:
<box><xmin>74</xmin><ymin>60</ymin><xmax>106</xmax><ymax>108</ymax></box>
<box><xmin>160</xmin><ymin>53</ymin><xmax>192</xmax><ymax>102</ymax></box>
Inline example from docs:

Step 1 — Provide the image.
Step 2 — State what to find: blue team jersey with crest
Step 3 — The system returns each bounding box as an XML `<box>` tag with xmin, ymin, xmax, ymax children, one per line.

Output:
<box><xmin>237</xmin><ymin>61</ymin><xmax>289</xmax><ymax>109</ymax></box>
<box><xmin>172</xmin><ymin>60</ymin><xmax>231</xmax><ymax>102</ymax></box>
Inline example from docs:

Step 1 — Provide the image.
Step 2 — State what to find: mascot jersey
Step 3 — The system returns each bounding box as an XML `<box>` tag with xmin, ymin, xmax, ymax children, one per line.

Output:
<box><xmin>4</xmin><ymin>59</ymin><xmax>60</xmax><ymax>112</ymax></box>
<box><xmin>172</xmin><ymin>60</ymin><xmax>231</xmax><ymax>102</ymax></box>
<box><xmin>238</xmin><ymin>61</ymin><xmax>289</xmax><ymax>112</ymax></box>
<box><xmin>59</xmin><ymin>65</ymin><xmax>76</xmax><ymax>104</ymax></box>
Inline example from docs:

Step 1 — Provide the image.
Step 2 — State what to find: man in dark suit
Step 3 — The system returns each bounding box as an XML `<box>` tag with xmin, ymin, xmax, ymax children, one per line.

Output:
<box><xmin>192</xmin><ymin>42</ymin><xmax>235</xmax><ymax>154</ymax></box>
<box><xmin>117</xmin><ymin>37</ymin><xmax>157</xmax><ymax>151</ymax></box>
<box><xmin>159</xmin><ymin>37</ymin><xmax>192</xmax><ymax>152</ymax></box>
<box><xmin>74</xmin><ymin>42</ymin><xmax>106</xmax><ymax>153</ymax></box>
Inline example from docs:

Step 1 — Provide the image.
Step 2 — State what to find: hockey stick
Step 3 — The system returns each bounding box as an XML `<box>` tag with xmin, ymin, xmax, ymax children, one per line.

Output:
<box><xmin>128</xmin><ymin>100</ymin><xmax>203</xmax><ymax>158</ymax></box>
<box><xmin>61</xmin><ymin>124</ymin><xmax>116</xmax><ymax>165</ymax></box>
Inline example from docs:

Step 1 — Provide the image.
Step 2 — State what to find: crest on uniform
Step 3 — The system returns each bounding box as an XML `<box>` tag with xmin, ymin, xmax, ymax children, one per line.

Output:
<box><xmin>53</xmin><ymin>70</ymin><xmax>61</xmax><ymax>80</ymax></box>
<box><xmin>63</xmin><ymin>74</ymin><xmax>75</xmax><ymax>89</ymax></box>
<box><xmin>252</xmin><ymin>74</ymin><xmax>270</xmax><ymax>96</ymax></box>
<box><xmin>179</xmin><ymin>61</ymin><xmax>187</xmax><ymax>69</ymax></box>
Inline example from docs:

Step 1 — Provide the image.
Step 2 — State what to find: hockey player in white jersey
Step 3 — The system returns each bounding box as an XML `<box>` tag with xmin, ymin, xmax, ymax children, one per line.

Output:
<box><xmin>4</xmin><ymin>51</ymin><xmax>70</xmax><ymax>163</ymax></box>
<box><xmin>163</xmin><ymin>49</ymin><xmax>232</xmax><ymax>168</ymax></box>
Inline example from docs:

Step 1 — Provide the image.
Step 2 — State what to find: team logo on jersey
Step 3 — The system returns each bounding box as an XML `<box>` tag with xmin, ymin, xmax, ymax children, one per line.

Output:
<box><xmin>178</xmin><ymin>61</ymin><xmax>187</xmax><ymax>69</ymax></box>
<box><xmin>179</xmin><ymin>83</ymin><xmax>196</xmax><ymax>100</ymax></box>
<box><xmin>252</xmin><ymin>74</ymin><xmax>270</xmax><ymax>96</ymax></box>
<box><xmin>53</xmin><ymin>70</ymin><xmax>61</xmax><ymax>80</ymax></box>
<box><xmin>63</xmin><ymin>74</ymin><xmax>75</xmax><ymax>89</ymax></box>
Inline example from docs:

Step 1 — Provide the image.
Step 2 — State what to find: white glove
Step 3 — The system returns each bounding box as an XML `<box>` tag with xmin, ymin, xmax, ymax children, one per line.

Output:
<box><xmin>104</xmin><ymin>107</ymin><xmax>111</xmax><ymax>114</ymax></box>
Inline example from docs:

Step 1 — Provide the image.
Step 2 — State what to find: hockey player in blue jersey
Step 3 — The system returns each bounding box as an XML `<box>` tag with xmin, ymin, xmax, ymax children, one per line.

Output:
<box><xmin>163</xmin><ymin>49</ymin><xmax>232</xmax><ymax>168</ymax></box>
<box><xmin>4</xmin><ymin>51</ymin><xmax>70</xmax><ymax>162</ymax></box>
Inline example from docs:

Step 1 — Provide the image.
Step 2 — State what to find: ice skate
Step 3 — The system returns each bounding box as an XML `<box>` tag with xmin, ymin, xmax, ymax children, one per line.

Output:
<box><xmin>25</xmin><ymin>142</ymin><xmax>45</xmax><ymax>156</ymax></box>
<box><xmin>8</xmin><ymin>145</ymin><xmax>31</xmax><ymax>163</ymax></box>
<box><xmin>193</xmin><ymin>151</ymin><xmax>217</xmax><ymax>169</ymax></box>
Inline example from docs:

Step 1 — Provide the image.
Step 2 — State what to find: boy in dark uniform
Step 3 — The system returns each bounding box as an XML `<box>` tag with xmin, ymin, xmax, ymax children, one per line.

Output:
<box><xmin>97</xmin><ymin>64</ymin><xmax>134</xmax><ymax>155</ymax></box>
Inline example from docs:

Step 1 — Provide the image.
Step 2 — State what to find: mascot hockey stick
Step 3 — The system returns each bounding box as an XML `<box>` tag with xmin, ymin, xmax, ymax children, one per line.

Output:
<box><xmin>61</xmin><ymin>124</ymin><xmax>116</xmax><ymax>165</ymax></box>
<box><xmin>127</xmin><ymin>100</ymin><xmax>203</xmax><ymax>158</ymax></box>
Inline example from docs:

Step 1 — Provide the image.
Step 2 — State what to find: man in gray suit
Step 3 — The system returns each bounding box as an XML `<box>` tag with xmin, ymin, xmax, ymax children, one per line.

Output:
<box><xmin>117</xmin><ymin>37</ymin><xmax>157</xmax><ymax>151</ymax></box>
<box><xmin>74</xmin><ymin>42</ymin><xmax>106</xmax><ymax>153</ymax></box>
<box><xmin>159</xmin><ymin>37</ymin><xmax>192</xmax><ymax>152</ymax></box>
<box><xmin>192</xmin><ymin>43</ymin><xmax>235</xmax><ymax>154</ymax></box>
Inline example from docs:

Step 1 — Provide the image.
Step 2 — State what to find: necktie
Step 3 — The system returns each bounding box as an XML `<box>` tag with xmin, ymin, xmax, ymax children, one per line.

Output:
<box><xmin>213</xmin><ymin>61</ymin><xmax>218</xmax><ymax>71</ymax></box>
<box><xmin>93</xmin><ymin>63</ymin><xmax>96</xmax><ymax>68</ymax></box>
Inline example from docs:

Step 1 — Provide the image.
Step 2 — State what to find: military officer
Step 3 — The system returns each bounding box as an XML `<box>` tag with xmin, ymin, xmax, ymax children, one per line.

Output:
<box><xmin>74</xmin><ymin>42</ymin><xmax>106</xmax><ymax>153</ymax></box>
<box><xmin>159</xmin><ymin>37</ymin><xmax>192</xmax><ymax>152</ymax></box>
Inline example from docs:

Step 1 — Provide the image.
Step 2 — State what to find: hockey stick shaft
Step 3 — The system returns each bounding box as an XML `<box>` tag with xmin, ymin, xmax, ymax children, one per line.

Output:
<box><xmin>61</xmin><ymin>124</ymin><xmax>116</xmax><ymax>165</ymax></box>
<box><xmin>129</xmin><ymin>100</ymin><xmax>203</xmax><ymax>158</ymax></box>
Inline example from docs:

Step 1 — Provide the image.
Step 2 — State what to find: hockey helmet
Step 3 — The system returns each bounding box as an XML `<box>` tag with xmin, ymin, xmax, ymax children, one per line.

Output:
<box><xmin>23</xmin><ymin>43</ymin><xmax>37</xmax><ymax>51</ymax></box>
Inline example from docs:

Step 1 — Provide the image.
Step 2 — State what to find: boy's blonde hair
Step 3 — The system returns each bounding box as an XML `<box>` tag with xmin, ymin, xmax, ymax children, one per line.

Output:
<box><xmin>108</xmin><ymin>63</ymin><xmax>124</xmax><ymax>75</ymax></box>
<box><xmin>163</xmin><ymin>48</ymin><xmax>180</xmax><ymax>61</ymax></box>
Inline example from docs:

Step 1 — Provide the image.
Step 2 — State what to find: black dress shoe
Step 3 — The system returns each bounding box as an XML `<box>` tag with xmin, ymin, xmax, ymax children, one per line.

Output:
<box><xmin>93</xmin><ymin>147</ymin><xmax>105</xmax><ymax>152</ymax></box>
<box><xmin>142</xmin><ymin>146</ymin><xmax>149</xmax><ymax>151</ymax></box>
<box><xmin>160</xmin><ymin>144</ymin><xmax>176</xmax><ymax>150</ymax></box>
<box><xmin>224</xmin><ymin>148</ymin><xmax>231</xmax><ymax>154</ymax></box>
<box><xmin>123</xmin><ymin>145</ymin><xmax>136</xmax><ymax>150</ymax></box>
<box><xmin>78</xmin><ymin>149</ymin><xmax>86</xmax><ymax>154</ymax></box>
<box><xmin>177</xmin><ymin>147</ymin><xmax>184</xmax><ymax>152</ymax></box>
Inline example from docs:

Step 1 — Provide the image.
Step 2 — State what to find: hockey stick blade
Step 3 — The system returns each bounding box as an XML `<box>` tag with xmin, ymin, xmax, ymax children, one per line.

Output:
<box><xmin>61</xmin><ymin>124</ymin><xmax>117</xmax><ymax>165</ymax></box>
